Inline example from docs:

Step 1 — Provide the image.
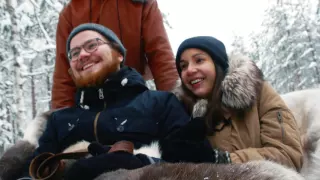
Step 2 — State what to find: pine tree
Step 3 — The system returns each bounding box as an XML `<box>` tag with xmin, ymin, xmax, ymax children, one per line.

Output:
<box><xmin>241</xmin><ymin>0</ymin><xmax>320</xmax><ymax>93</ymax></box>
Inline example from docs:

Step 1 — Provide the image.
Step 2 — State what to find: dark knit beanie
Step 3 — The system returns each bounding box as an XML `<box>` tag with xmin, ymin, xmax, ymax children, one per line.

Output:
<box><xmin>175</xmin><ymin>36</ymin><xmax>229</xmax><ymax>76</ymax></box>
<box><xmin>66</xmin><ymin>23</ymin><xmax>126</xmax><ymax>63</ymax></box>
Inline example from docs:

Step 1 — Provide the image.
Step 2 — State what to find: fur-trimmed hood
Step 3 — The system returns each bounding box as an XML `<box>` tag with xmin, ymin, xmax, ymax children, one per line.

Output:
<box><xmin>173</xmin><ymin>53</ymin><xmax>264</xmax><ymax>117</ymax></box>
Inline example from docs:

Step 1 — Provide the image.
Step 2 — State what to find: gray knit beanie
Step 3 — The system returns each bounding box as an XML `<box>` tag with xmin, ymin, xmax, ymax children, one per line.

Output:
<box><xmin>66</xmin><ymin>23</ymin><xmax>126</xmax><ymax>63</ymax></box>
<box><xmin>176</xmin><ymin>36</ymin><xmax>229</xmax><ymax>76</ymax></box>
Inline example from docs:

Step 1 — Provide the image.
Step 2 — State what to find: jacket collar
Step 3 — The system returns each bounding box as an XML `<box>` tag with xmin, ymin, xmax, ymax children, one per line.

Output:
<box><xmin>173</xmin><ymin>54</ymin><xmax>264</xmax><ymax>117</ymax></box>
<box><xmin>75</xmin><ymin>66</ymin><xmax>148</xmax><ymax>111</ymax></box>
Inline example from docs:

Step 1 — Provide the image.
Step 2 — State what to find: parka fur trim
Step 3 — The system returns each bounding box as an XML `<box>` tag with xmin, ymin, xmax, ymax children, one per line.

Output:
<box><xmin>173</xmin><ymin>53</ymin><xmax>264</xmax><ymax>116</ymax></box>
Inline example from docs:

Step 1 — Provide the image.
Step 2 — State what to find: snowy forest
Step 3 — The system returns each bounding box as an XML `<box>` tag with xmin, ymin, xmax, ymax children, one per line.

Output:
<box><xmin>231</xmin><ymin>0</ymin><xmax>320</xmax><ymax>93</ymax></box>
<box><xmin>0</xmin><ymin>0</ymin><xmax>319</xmax><ymax>155</ymax></box>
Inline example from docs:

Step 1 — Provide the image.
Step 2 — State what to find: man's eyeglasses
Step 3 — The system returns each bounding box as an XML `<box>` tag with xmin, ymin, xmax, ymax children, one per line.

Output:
<box><xmin>68</xmin><ymin>38</ymin><xmax>110</xmax><ymax>62</ymax></box>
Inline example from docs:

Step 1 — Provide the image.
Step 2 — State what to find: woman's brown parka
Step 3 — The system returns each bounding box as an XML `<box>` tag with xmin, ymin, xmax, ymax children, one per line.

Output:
<box><xmin>174</xmin><ymin>54</ymin><xmax>303</xmax><ymax>170</ymax></box>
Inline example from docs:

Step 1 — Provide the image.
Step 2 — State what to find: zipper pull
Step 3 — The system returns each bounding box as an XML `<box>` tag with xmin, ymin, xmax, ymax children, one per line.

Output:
<box><xmin>277</xmin><ymin>111</ymin><xmax>282</xmax><ymax>123</ymax></box>
<box><xmin>98</xmin><ymin>88</ymin><xmax>104</xmax><ymax>99</ymax></box>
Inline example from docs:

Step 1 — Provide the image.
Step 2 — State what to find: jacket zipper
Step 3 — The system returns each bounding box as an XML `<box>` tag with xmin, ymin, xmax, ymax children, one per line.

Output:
<box><xmin>277</xmin><ymin>111</ymin><xmax>285</xmax><ymax>143</ymax></box>
<box><xmin>94</xmin><ymin>112</ymin><xmax>102</xmax><ymax>143</ymax></box>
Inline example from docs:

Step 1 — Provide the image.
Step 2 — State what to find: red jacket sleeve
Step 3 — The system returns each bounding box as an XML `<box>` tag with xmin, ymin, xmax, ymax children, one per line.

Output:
<box><xmin>51</xmin><ymin>11</ymin><xmax>76</xmax><ymax>109</ymax></box>
<box><xmin>141</xmin><ymin>0</ymin><xmax>179</xmax><ymax>91</ymax></box>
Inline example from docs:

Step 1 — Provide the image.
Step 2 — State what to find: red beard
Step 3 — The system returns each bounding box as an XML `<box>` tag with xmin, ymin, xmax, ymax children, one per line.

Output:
<box><xmin>69</xmin><ymin>58</ymin><xmax>120</xmax><ymax>88</ymax></box>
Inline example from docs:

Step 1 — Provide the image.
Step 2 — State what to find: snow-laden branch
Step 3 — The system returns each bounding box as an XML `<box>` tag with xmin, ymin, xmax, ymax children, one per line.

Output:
<box><xmin>0</xmin><ymin>58</ymin><xmax>14</xmax><ymax>67</ymax></box>
<box><xmin>44</xmin><ymin>0</ymin><xmax>62</xmax><ymax>13</ymax></box>
<box><xmin>30</xmin><ymin>44</ymin><xmax>56</xmax><ymax>52</ymax></box>
<box><xmin>21</xmin><ymin>64</ymin><xmax>55</xmax><ymax>76</ymax></box>
<box><xmin>28</xmin><ymin>0</ymin><xmax>40</xmax><ymax>9</ymax></box>
<box><xmin>37</xmin><ymin>96</ymin><xmax>51</xmax><ymax>103</ymax></box>
<box><xmin>31</xmin><ymin>2</ymin><xmax>54</xmax><ymax>44</ymax></box>
<box><xmin>299</xmin><ymin>48</ymin><xmax>314</xmax><ymax>58</ymax></box>
<box><xmin>35</xmin><ymin>14</ymin><xmax>54</xmax><ymax>44</ymax></box>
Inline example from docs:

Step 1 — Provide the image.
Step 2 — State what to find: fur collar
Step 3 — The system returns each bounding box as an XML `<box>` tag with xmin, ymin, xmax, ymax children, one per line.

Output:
<box><xmin>22</xmin><ymin>108</ymin><xmax>69</xmax><ymax>147</ymax></box>
<box><xmin>173</xmin><ymin>54</ymin><xmax>264</xmax><ymax>117</ymax></box>
<box><xmin>22</xmin><ymin>110</ymin><xmax>53</xmax><ymax>147</ymax></box>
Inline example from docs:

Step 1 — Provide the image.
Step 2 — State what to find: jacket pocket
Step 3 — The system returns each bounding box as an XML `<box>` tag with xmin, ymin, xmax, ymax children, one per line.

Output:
<box><xmin>110</xmin><ymin>108</ymin><xmax>158</xmax><ymax>135</ymax></box>
<box><xmin>56</xmin><ymin>118</ymin><xmax>80</xmax><ymax>143</ymax></box>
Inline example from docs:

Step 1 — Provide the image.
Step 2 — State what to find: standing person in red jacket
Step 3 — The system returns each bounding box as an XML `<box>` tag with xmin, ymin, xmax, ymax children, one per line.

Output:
<box><xmin>52</xmin><ymin>0</ymin><xmax>178</xmax><ymax>109</ymax></box>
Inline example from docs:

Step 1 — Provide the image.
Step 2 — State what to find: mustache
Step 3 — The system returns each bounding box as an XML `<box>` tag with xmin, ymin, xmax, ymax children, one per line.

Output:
<box><xmin>69</xmin><ymin>60</ymin><xmax>119</xmax><ymax>88</ymax></box>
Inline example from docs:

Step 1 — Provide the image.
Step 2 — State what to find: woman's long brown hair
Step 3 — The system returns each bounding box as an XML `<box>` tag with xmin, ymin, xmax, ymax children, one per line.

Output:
<box><xmin>205</xmin><ymin>64</ymin><xmax>226</xmax><ymax>135</ymax></box>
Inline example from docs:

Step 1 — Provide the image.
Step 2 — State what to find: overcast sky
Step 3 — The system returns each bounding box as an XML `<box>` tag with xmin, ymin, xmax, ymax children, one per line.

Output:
<box><xmin>158</xmin><ymin>0</ymin><xmax>270</xmax><ymax>54</ymax></box>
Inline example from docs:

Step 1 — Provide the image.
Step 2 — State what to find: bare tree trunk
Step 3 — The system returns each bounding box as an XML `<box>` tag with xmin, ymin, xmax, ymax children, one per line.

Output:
<box><xmin>297</xmin><ymin>0</ymin><xmax>320</xmax><ymax>84</ymax></box>
<box><xmin>317</xmin><ymin>0</ymin><xmax>320</xmax><ymax>15</ymax></box>
<box><xmin>46</xmin><ymin>52</ymin><xmax>51</xmax><ymax>109</ymax></box>
<box><xmin>32</xmin><ymin>2</ymin><xmax>53</xmax><ymax>110</ymax></box>
<box><xmin>6</xmin><ymin>0</ymin><xmax>25</xmax><ymax>143</ymax></box>
<box><xmin>277</xmin><ymin>0</ymin><xmax>281</xmax><ymax>5</ymax></box>
<box><xmin>317</xmin><ymin>0</ymin><xmax>320</xmax><ymax>79</ymax></box>
<box><xmin>277</xmin><ymin>0</ymin><xmax>301</xmax><ymax>92</ymax></box>
<box><xmin>30</xmin><ymin>61</ymin><xmax>37</xmax><ymax>118</ymax></box>
<box><xmin>252</xmin><ymin>40</ymin><xmax>261</xmax><ymax>61</ymax></box>
<box><xmin>6</xmin><ymin>0</ymin><xmax>18</xmax><ymax>143</ymax></box>
<box><xmin>304</xmin><ymin>25</ymin><xmax>320</xmax><ymax>83</ymax></box>
<box><xmin>6</xmin><ymin>104</ymin><xmax>12</xmax><ymax>144</ymax></box>
<box><xmin>293</xmin><ymin>62</ymin><xmax>302</xmax><ymax>90</ymax></box>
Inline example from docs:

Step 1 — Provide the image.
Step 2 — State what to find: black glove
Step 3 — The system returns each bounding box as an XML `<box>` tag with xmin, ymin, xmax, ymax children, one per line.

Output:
<box><xmin>160</xmin><ymin>138</ymin><xmax>231</xmax><ymax>164</ymax></box>
<box><xmin>87</xmin><ymin>142</ymin><xmax>111</xmax><ymax>156</ymax></box>
<box><xmin>165</xmin><ymin>117</ymin><xmax>207</xmax><ymax>141</ymax></box>
<box><xmin>64</xmin><ymin>151</ymin><xmax>153</xmax><ymax>180</ymax></box>
<box><xmin>160</xmin><ymin>116</ymin><xmax>208</xmax><ymax>163</ymax></box>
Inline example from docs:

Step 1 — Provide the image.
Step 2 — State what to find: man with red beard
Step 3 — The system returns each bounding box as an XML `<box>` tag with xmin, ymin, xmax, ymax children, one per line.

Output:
<box><xmin>52</xmin><ymin>0</ymin><xmax>178</xmax><ymax>110</ymax></box>
<box><xmin>19</xmin><ymin>23</ymin><xmax>190</xmax><ymax>180</ymax></box>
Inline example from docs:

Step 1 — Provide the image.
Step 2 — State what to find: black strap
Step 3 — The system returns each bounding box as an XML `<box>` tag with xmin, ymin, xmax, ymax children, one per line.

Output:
<box><xmin>29</xmin><ymin>151</ymin><xmax>89</xmax><ymax>180</ymax></box>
